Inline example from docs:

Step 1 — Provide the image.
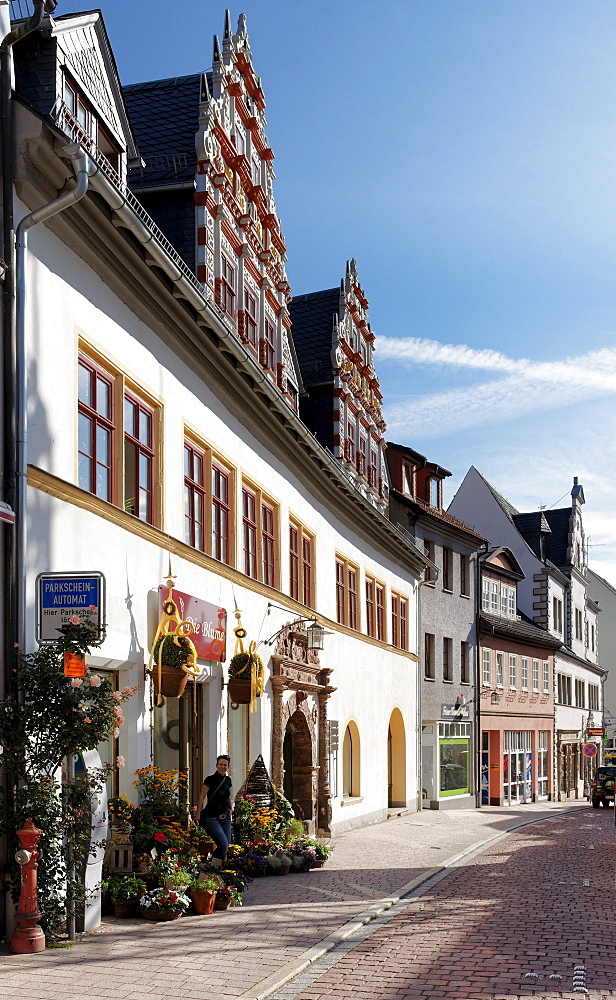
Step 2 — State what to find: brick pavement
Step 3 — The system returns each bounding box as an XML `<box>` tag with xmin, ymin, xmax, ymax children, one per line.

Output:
<box><xmin>276</xmin><ymin>806</ymin><xmax>616</xmax><ymax>1000</ymax></box>
<box><xmin>0</xmin><ymin>801</ymin><xmax>589</xmax><ymax>1000</ymax></box>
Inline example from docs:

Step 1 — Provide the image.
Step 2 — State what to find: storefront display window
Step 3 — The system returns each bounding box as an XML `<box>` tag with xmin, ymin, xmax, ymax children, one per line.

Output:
<box><xmin>438</xmin><ymin>722</ymin><xmax>470</xmax><ymax>797</ymax></box>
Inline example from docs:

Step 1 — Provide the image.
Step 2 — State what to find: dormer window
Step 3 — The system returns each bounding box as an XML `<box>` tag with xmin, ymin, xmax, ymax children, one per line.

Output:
<box><xmin>61</xmin><ymin>72</ymin><xmax>121</xmax><ymax>177</ymax></box>
<box><xmin>403</xmin><ymin>464</ymin><xmax>413</xmax><ymax>497</ymax></box>
<box><xmin>482</xmin><ymin>577</ymin><xmax>517</xmax><ymax>619</ymax></box>
<box><xmin>428</xmin><ymin>477</ymin><xmax>439</xmax><ymax>508</ymax></box>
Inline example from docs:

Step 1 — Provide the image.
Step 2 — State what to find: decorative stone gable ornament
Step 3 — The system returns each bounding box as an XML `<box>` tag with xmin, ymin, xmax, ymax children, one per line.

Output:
<box><xmin>235</xmin><ymin>754</ymin><xmax>275</xmax><ymax>809</ymax></box>
<box><xmin>228</xmin><ymin>609</ymin><xmax>264</xmax><ymax>713</ymax></box>
<box><xmin>148</xmin><ymin>574</ymin><xmax>200</xmax><ymax>707</ymax></box>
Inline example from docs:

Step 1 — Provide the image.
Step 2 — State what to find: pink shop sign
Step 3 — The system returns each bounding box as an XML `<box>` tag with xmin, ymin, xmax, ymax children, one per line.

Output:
<box><xmin>158</xmin><ymin>586</ymin><xmax>227</xmax><ymax>662</ymax></box>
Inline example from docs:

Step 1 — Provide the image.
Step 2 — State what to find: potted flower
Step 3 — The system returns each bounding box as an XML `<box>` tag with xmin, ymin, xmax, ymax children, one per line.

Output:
<box><xmin>190</xmin><ymin>873</ymin><xmax>222</xmax><ymax>915</ymax></box>
<box><xmin>139</xmin><ymin>886</ymin><xmax>191</xmax><ymax>921</ymax></box>
<box><xmin>266</xmin><ymin>853</ymin><xmax>291</xmax><ymax>875</ymax></box>
<box><xmin>106</xmin><ymin>874</ymin><xmax>146</xmax><ymax>918</ymax></box>
<box><xmin>228</xmin><ymin>651</ymin><xmax>263</xmax><ymax>706</ymax></box>
<box><xmin>107</xmin><ymin>795</ymin><xmax>134</xmax><ymax>843</ymax></box>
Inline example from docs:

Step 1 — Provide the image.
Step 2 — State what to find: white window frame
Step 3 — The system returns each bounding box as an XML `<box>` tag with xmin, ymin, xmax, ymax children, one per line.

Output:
<box><xmin>532</xmin><ymin>659</ymin><xmax>539</xmax><ymax>693</ymax></box>
<box><xmin>521</xmin><ymin>657</ymin><xmax>528</xmax><ymax>691</ymax></box>
<box><xmin>496</xmin><ymin>652</ymin><xmax>504</xmax><ymax>688</ymax></box>
<box><xmin>482</xmin><ymin>648</ymin><xmax>491</xmax><ymax>686</ymax></box>
<box><xmin>509</xmin><ymin>654</ymin><xmax>517</xmax><ymax>690</ymax></box>
<box><xmin>543</xmin><ymin>660</ymin><xmax>550</xmax><ymax>694</ymax></box>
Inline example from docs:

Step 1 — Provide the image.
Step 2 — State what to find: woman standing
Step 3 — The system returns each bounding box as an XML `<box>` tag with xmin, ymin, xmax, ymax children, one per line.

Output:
<box><xmin>193</xmin><ymin>754</ymin><xmax>232</xmax><ymax>867</ymax></box>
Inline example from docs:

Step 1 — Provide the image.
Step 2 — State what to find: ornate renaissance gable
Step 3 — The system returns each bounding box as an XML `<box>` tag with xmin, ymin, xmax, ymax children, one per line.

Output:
<box><xmin>194</xmin><ymin>11</ymin><xmax>301</xmax><ymax>408</ymax></box>
<box><xmin>290</xmin><ymin>259</ymin><xmax>389</xmax><ymax>514</ymax></box>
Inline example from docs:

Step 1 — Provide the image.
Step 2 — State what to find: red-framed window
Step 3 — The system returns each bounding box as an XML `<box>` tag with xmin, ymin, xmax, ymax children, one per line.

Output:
<box><xmin>184</xmin><ymin>442</ymin><xmax>205</xmax><ymax>551</ymax></box>
<box><xmin>221</xmin><ymin>255</ymin><xmax>236</xmax><ymax>316</ymax></box>
<box><xmin>78</xmin><ymin>356</ymin><xmax>114</xmax><ymax>502</ymax></box>
<box><xmin>357</xmin><ymin>436</ymin><xmax>367</xmax><ymax>477</ymax></box>
<box><xmin>391</xmin><ymin>594</ymin><xmax>399</xmax><ymax>646</ymax></box>
<box><xmin>369</xmin><ymin>448</ymin><xmax>378</xmax><ymax>488</ymax></box>
<box><xmin>124</xmin><ymin>393</ymin><xmax>154</xmax><ymax>524</ymax></box>
<box><xmin>302</xmin><ymin>534</ymin><xmax>313</xmax><ymax>607</ymax></box>
<box><xmin>242</xmin><ymin>487</ymin><xmax>257</xmax><ymax>579</ymax></box>
<box><xmin>346</xmin><ymin>420</ymin><xmax>356</xmax><ymax>464</ymax></box>
<box><xmin>290</xmin><ymin>525</ymin><xmax>300</xmax><ymax>602</ymax></box>
<box><xmin>212</xmin><ymin>462</ymin><xmax>230</xmax><ymax>563</ymax></box>
<box><xmin>244</xmin><ymin>290</ymin><xmax>258</xmax><ymax>347</ymax></box>
<box><xmin>336</xmin><ymin>558</ymin><xmax>358</xmax><ymax>628</ymax></box>
<box><xmin>400</xmin><ymin>599</ymin><xmax>408</xmax><ymax>650</ymax></box>
<box><xmin>262</xmin><ymin>501</ymin><xmax>276</xmax><ymax>586</ymax></box>
<box><xmin>260</xmin><ymin>319</ymin><xmax>275</xmax><ymax>370</ymax></box>
<box><xmin>365</xmin><ymin>578</ymin><xmax>375</xmax><ymax>638</ymax></box>
<box><xmin>376</xmin><ymin>585</ymin><xmax>385</xmax><ymax>641</ymax></box>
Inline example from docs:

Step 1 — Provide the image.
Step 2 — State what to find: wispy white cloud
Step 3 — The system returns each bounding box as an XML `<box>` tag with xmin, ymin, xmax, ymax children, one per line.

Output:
<box><xmin>381</xmin><ymin>338</ymin><xmax>616</xmax><ymax>437</ymax></box>
<box><xmin>378</xmin><ymin>337</ymin><xmax>616</xmax><ymax>391</ymax></box>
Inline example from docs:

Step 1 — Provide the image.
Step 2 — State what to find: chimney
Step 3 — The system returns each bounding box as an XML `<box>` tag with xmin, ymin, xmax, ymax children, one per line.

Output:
<box><xmin>571</xmin><ymin>476</ymin><xmax>585</xmax><ymax>507</ymax></box>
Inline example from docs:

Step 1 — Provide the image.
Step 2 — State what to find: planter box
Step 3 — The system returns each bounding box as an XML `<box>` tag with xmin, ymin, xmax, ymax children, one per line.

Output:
<box><xmin>228</xmin><ymin>678</ymin><xmax>251</xmax><ymax>705</ymax></box>
<box><xmin>152</xmin><ymin>664</ymin><xmax>189</xmax><ymax>699</ymax></box>
<box><xmin>140</xmin><ymin>907</ymin><xmax>182</xmax><ymax>921</ymax></box>
<box><xmin>112</xmin><ymin>900</ymin><xmax>138</xmax><ymax>918</ymax></box>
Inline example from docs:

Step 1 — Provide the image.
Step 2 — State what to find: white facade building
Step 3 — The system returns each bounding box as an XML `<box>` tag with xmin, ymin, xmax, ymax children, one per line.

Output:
<box><xmin>449</xmin><ymin>468</ymin><xmax>606</xmax><ymax>799</ymax></box>
<box><xmin>5</xmin><ymin>8</ymin><xmax>427</xmax><ymax>871</ymax></box>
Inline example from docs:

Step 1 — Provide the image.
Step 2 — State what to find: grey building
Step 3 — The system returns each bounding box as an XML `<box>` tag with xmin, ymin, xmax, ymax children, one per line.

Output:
<box><xmin>387</xmin><ymin>444</ymin><xmax>486</xmax><ymax>809</ymax></box>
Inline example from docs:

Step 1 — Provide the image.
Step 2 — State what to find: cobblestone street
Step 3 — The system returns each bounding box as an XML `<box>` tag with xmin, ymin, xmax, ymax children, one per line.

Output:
<box><xmin>273</xmin><ymin>806</ymin><xmax>616</xmax><ymax>1000</ymax></box>
<box><xmin>0</xmin><ymin>802</ymin><xmax>608</xmax><ymax>1000</ymax></box>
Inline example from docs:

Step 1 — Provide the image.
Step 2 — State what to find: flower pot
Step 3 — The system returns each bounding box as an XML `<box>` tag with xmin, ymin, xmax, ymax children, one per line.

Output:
<box><xmin>113</xmin><ymin>899</ymin><xmax>138</xmax><ymax>918</ymax></box>
<box><xmin>153</xmin><ymin>664</ymin><xmax>189</xmax><ymax>699</ymax></box>
<box><xmin>190</xmin><ymin>887</ymin><xmax>217</xmax><ymax>915</ymax></box>
<box><xmin>213</xmin><ymin>895</ymin><xmax>231</xmax><ymax>911</ymax></box>
<box><xmin>228</xmin><ymin>678</ymin><xmax>251</xmax><ymax>705</ymax></box>
<box><xmin>272</xmin><ymin>863</ymin><xmax>290</xmax><ymax>875</ymax></box>
<box><xmin>197</xmin><ymin>840</ymin><xmax>216</xmax><ymax>859</ymax></box>
<box><xmin>111</xmin><ymin>827</ymin><xmax>131</xmax><ymax>844</ymax></box>
<box><xmin>101</xmin><ymin>891</ymin><xmax>113</xmax><ymax>916</ymax></box>
<box><xmin>313</xmin><ymin>859</ymin><xmax>326</xmax><ymax>868</ymax></box>
<box><xmin>140</xmin><ymin>907</ymin><xmax>182</xmax><ymax>921</ymax></box>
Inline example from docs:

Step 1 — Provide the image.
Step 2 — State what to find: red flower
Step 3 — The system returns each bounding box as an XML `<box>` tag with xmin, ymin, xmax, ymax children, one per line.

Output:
<box><xmin>153</xmin><ymin>832</ymin><xmax>166</xmax><ymax>842</ymax></box>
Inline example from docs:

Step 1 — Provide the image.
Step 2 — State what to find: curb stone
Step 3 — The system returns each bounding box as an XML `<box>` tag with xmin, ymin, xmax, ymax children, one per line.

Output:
<box><xmin>235</xmin><ymin>805</ymin><xmax>583</xmax><ymax>1000</ymax></box>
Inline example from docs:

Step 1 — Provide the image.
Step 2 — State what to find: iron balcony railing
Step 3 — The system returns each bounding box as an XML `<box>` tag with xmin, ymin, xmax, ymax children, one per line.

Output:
<box><xmin>54</xmin><ymin>102</ymin><xmax>210</xmax><ymax>304</ymax></box>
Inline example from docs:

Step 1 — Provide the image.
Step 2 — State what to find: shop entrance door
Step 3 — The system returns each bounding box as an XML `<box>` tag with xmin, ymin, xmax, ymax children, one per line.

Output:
<box><xmin>504</xmin><ymin>731</ymin><xmax>531</xmax><ymax>805</ymax></box>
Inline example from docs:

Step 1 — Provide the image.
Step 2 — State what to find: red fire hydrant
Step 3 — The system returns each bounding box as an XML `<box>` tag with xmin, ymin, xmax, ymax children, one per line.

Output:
<box><xmin>10</xmin><ymin>818</ymin><xmax>45</xmax><ymax>953</ymax></box>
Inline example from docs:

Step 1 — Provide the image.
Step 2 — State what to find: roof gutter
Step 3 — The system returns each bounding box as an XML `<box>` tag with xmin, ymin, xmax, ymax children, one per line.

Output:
<box><xmin>14</xmin><ymin>143</ymin><xmax>92</xmax><ymax>654</ymax></box>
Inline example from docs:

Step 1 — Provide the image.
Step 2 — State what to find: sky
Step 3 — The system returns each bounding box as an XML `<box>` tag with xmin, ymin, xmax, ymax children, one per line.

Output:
<box><xmin>97</xmin><ymin>1</ymin><xmax>616</xmax><ymax>585</ymax></box>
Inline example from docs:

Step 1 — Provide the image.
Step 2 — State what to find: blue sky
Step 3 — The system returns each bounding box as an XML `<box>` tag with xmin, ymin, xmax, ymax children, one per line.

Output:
<box><xmin>100</xmin><ymin>1</ymin><xmax>616</xmax><ymax>584</ymax></box>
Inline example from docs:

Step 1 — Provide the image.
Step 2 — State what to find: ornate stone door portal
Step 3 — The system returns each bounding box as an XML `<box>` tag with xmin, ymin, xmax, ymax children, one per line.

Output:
<box><xmin>270</xmin><ymin>622</ymin><xmax>335</xmax><ymax>835</ymax></box>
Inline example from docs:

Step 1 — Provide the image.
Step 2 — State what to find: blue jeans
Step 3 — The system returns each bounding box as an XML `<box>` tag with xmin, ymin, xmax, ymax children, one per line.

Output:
<box><xmin>202</xmin><ymin>815</ymin><xmax>231</xmax><ymax>860</ymax></box>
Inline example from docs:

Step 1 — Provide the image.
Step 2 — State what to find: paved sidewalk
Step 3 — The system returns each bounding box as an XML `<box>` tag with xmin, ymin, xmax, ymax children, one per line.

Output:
<box><xmin>0</xmin><ymin>801</ymin><xmax>587</xmax><ymax>1000</ymax></box>
<box><xmin>274</xmin><ymin>804</ymin><xmax>616</xmax><ymax>1000</ymax></box>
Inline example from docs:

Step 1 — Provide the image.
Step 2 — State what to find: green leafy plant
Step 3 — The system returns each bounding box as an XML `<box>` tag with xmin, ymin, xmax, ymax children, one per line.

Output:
<box><xmin>192</xmin><ymin>873</ymin><xmax>222</xmax><ymax>891</ymax></box>
<box><xmin>228</xmin><ymin>651</ymin><xmax>263</xmax><ymax>679</ymax></box>
<box><xmin>0</xmin><ymin>622</ymin><xmax>136</xmax><ymax>936</ymax></box>
<box><xmin>152</xmin><ymin>633</ymin><xmax>194</xmax><ymax>670</ymax></box>
<box><xmin>105</xmin><ymin>875</ymin><xmax>146</xmax><ymax>901</ymax></box>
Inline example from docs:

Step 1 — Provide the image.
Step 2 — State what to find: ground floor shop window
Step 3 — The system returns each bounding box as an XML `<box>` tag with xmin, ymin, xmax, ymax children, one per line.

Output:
<box><xmin>537</xmin><ymin>731</ymin><xmax>549</xmax><ymax>799</ymax></box>
<box><xmin>504</xmin><ymin>730</ymin><xmax>532</xmax><ymax>805</ymax></box>
<box><xmin>439</xmin><ymin>722</ymin><xmax>470</xmax><ymax>797</ymax></box>
<box><xmin>421</xmin><ymin>725</ymin><xmax>435</xmax><ymax>802</ymax></box>
<box><xmin>229</xmin><ymin>702</ymin><xmax>249</xmax><ymax>791</ymax></box>
<box><xmin>342</xmin><ymin>721</ymin><xmax>361</xmax><ymax>797</ymax></box>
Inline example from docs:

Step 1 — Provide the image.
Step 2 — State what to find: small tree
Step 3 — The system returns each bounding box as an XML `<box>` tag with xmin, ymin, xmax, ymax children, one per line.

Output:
<box><xmin>0</xmin><ymin>622</ymin><xmax>136</xmax><ymax>935</ymax></box>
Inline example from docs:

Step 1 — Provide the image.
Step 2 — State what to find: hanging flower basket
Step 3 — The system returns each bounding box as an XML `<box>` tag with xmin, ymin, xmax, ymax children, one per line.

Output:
<box><xmin>228</xmin><ymin>677</ymin><xmax>252</xmax><ymax>705</ymax></box>
<box><xmin>228</xmin><ymin>650</ymin><xmax>264</xmax><ymax>710</ymax></box>
<box><xmin>148</xmin><ymin>586</ymin><xmax>201</xmax><ymax>707</ymax></box>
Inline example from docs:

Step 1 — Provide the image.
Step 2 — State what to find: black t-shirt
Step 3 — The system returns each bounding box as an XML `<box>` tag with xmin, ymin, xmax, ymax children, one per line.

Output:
<box><xmin>201</xmin><ymin>772</ymin><xmax>232</xmax><ymax>819</ymax></box>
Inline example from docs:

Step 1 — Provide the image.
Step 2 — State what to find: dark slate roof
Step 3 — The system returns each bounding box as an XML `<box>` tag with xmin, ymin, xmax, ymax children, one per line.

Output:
<box><xmin>479</xmin><ymin>612</ymin><xmax>562</xmax><ymax>650</ymax></box>
<box><xmin>540</xmin><ymin>508</ymin><xmax>573</xmax><ymax>568</ymax></box>
<box><xmin>512</xmin><ymin>511</ymin><xmax>551</xmax><ymax>535</ymax></box>
<box><xmin>123</xmin><ymin>73</ymin><xmax>204</xmax><ymax>188</ymax></box>
<box><xmin>14</xmin><ymin>32</ymin><xmax>58</xmax><ymax>119</ymax></box>
<box><xmin>289</xmin><ymin>288</ymin><xmax>340</xmax><ymax>387</ymax></box>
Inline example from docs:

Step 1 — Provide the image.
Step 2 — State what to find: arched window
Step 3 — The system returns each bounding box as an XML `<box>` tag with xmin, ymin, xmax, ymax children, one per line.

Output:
<box><xmin>342</xmin><ymin>721</ymin><xmax>360</xmax><ymax>797</ymax></box>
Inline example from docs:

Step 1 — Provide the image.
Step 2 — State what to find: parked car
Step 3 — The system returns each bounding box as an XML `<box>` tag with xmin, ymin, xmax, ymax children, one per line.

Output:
<box><xmin>590</xmin><ymin>766</ymin><xmax>616</xmax><ymax>807</ymax></box>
